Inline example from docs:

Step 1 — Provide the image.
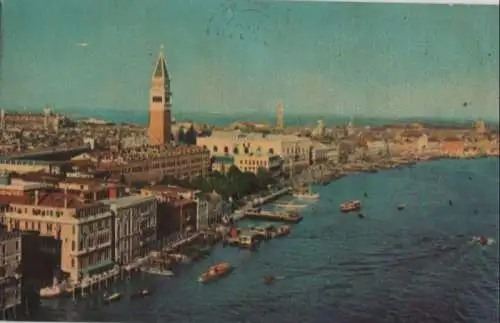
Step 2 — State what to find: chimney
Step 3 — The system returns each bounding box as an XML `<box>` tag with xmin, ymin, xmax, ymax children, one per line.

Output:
<box><xmin>34</xmin><ymin>190</ymin><xmax>39</xmax><ymax>205</ymax></box>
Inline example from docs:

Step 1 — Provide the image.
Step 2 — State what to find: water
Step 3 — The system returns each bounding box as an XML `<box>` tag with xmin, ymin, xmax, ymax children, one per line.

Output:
<box><xmin>35</xmin><ymin>158</ymin><xmax>499</xmax><ymax>323</ymax></box>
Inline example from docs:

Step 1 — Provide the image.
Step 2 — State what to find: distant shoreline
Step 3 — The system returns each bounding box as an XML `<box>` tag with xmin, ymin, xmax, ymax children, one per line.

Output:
<box><xmin>1</xmin><ymin>106</ymin><xmax>498</xmax><ymax>128</ymax></box>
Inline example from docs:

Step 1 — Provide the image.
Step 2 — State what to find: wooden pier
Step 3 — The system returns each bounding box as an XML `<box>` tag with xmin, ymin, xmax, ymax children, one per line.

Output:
<box><xmin>69</xmin><ymin>267</ymin><xmax>122</xmax><ymax>300</ymax></box>
<box><xmin>243</xmin><ymin>209</ymin><xmax>303</xmax><ymax>223</ymax></box>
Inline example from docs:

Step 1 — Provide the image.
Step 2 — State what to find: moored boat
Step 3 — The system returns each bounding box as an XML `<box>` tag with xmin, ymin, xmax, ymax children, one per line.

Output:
<box><xmin>103</xmin><ymin>292</ymin><xmax>121</xmax><ymax>303</ymax></box>
<box><xmin>198</xmin><ymin>263</ymin><xmax>233</xmax><ymax>283</ymax></box>
<box><xmin>140</xmin><ymin>267</ymin><xmax>175</xmax><ymax>277</ymax></box>
<box><xmin>340</xmin><ymin>200</ymin><xmax>362</xmax><ymax>213</ymax></box>
<box><xmin>397</xmin><ymin>204</ymin><xmax>406</xmax><ymax>210</ymax></box>
<box><xmin>39</xmin><ymin>277</ymin><xmax>70</xmax><ymax>299</ymax></box>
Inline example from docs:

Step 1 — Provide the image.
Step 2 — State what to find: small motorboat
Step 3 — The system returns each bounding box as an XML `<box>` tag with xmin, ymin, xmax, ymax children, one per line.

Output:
<box><xmin>357</xmin><ymin>213</ymin><xmax>365</xmax><ymax>219</ymax></box>
<box><xmin>448</xmin><ymin>200</ymin><xmax>453</xmax><ymax>206</ymax></box>
<box><xmin>364</xmin><ymin>192</ymin><xmax>368</xmax><ymax>197</ymax></box>
<box><xmin>130</xmin><ymin>289</ymin><xmax>151</xmax><ymax>300</ymax></box>
<box><xmin>263</xmin><ymin>275</ymin><xmax>276</xmax><ymax>285</ymax></box>
<box><xmin>471</xmin><ymin>236</ymin><xmax>495</xmax><ymax>246</ymax></box>
<box><xmin>340</xmin><ymin>200</ymin><xmax>362</xmax><ymax>213</ymax></box>
<box><xmin>198</xmin><ymin>263</ymin><xmax>233</xmax><ymax>283</ymax></box>
<box><xmin>103</xmin><ymin>292</ymin><xmax>121</xmax><ymax>304</ymax></box>
<box><xmin>397</xmin><ymin>204</ymin><xmax>406</xmax><ymax>211</ymax></box>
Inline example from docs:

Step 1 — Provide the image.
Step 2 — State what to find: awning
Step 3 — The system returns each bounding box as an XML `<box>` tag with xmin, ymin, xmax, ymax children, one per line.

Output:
<box><xmin>81</xmin><ymin>259</ymin><xmax>115</xmax><ymax>276</ymax></box>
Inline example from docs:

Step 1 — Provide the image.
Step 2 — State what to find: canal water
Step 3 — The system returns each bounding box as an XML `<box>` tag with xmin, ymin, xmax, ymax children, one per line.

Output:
<box><xmin>35</xmin><ymin>158</ymin><xmax>499</xmax><ymax>323</ymax></box>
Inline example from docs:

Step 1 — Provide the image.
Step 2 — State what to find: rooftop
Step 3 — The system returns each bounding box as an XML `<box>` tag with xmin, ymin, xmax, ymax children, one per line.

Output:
<box><xmin>208</xmin><ymin>130</ymin><xmax>306</xmax><ymax>142</ymax></box>
<box><xmin>101</xmin><ymin>194</ymin><xmax>155</xmax><ymax>209</ymax></box>
<box><xmin>0</xmin><ymin>178</ymin><xmax>50</xmax><ymax>191</ymax></box>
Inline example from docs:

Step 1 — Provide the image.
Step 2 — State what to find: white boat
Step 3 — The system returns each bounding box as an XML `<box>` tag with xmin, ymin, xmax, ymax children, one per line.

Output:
<box><xmin>141</xmin><ymin>267</ymin><xmax>175</xmax><ymax>277</ymax></box>
<box><xmin>103</xmin><ymin>292</ymin><xmax>121</xmax><ymax>303</ymax></box>
<box><xmin>40</xmin><ymin>277</ymin><xmax>68</xmax><ymax>298</ymax></box>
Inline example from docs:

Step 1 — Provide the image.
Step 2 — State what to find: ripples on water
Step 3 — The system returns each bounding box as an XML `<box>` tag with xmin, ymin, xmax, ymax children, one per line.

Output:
<box><xmin>35</xmin><ymin>159</ymin><xmax>499</xmax><ymax>323</ymax></box>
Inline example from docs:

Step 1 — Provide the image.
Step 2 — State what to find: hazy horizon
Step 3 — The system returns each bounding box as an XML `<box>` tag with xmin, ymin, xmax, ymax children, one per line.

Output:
<box><xmin>0</xmin><ymin>0</ymin><xmax>498</xmax><ymax>121</ymax></box>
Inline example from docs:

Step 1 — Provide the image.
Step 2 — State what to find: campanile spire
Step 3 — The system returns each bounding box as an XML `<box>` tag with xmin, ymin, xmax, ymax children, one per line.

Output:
<box><xmin>148</xmin><ymin>45</ymin><xmax>172</xmax><ymax>145</ymax></box>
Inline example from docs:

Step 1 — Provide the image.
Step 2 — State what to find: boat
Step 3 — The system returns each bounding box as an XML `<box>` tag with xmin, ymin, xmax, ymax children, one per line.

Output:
<box><xmin>397</xmin><ymin>204</ymin><xmax>406</xmax><ymax>210</ymax></box>
<box><xmin>357</xmin><ymin>213</ymin><xmax>365</xmax><ymax>219</ymax></box>
<box><xmin>198</xmin><ymin>263</ymin><xmax>233</xmax><ymax>283</ymax></box>
<box><xmin>293</xmin><ymin>185</ymin><xmax>320</xmax><ymax>200</ymax></box>
<box><xmin>340</xmin><ymin>200</ymin><xmax>362</xmax><ymax>213</ymax></box>
<box><xmin>130</xmin><ymin>289</ymin><xmax>151</xmax><ymax>299</ymax></box>
<box><xmin>263</xmin><ymin>275</ymin><xmax>276</xmax><ymax>285</ymax></box>
<box><xmin>274</xmin><ymin>225</ymin><xmax>291</xmax><ymax>237</ymax></box>
<box><xmin>140</xmin><ymin>267</ymin><xmax>175</xmax><ymax>277</ymax></box>
<box><xmin>39</xmin><ymin>277</ymin><xmax>69</xmax><ymax>299</ymax></box>
<box><xmin>103</xmin><ymin>292</ymin><xmax>121</xmax><ymax>303</ymax></box>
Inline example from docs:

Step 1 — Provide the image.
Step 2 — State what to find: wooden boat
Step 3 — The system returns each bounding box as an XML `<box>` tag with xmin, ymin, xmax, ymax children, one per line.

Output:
<box><xmin>130</xmin><ymin>289</ymin><xmax>151</xmax><ymax>300</ymax></box>
<box><xmin>198</xmin><ymin>263</ymin><xmax>233</xmax><ymax>283</ymax></box>
<box><xmin>340</xmin><ymin>200</ymin><xmax>362</xmax><ymax>213</ymax></box>
<box><xmin>103</xmin><ymin>292</ymin><xmax>121</xmax><ymax>303</ymax></box>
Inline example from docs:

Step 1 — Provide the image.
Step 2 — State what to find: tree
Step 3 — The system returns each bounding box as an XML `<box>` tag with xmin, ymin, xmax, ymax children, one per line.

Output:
<box><xmin>185</xmin><ymin>125</ymin><xmax>197</xmax><ymax>145</ymax></box>
<box><xmin>177</xmin><ymin>127</ymin><xmax>186</xmax><ymax>144</ymax></box>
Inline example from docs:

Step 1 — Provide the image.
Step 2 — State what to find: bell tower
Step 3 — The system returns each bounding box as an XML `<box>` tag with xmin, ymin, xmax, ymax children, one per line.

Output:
<box><xmin>148</xmin><ymin>45</ymin><xmax>172</xmax><ymax>145</ymax></box>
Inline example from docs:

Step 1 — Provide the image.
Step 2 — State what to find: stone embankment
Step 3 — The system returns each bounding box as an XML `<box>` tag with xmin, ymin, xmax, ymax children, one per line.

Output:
<box><xmin>293</xmin><ymin>152</ymin><xmax>499</xmax><ymax>186</ymax></box>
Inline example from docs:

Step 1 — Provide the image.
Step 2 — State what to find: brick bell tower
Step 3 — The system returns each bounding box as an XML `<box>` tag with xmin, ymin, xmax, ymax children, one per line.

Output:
<box><xmin>148</xmin><ymin>45</ymin><xmax>172</xmax><ymax>145</ymax></box>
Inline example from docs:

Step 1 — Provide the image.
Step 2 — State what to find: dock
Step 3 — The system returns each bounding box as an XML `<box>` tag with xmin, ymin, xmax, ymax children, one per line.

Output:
<box><xmin>243</xmin><ymin>210</ymin><xmax>303</xmax><ymax>223</ymax></box>
<box><xmin>252</xmin><ymin>187</ymin><xmax>292</xmax><ymax>206</ymax></box>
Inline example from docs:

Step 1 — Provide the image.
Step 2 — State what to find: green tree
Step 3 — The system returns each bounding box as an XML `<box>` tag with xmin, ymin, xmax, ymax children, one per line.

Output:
<box><xmin>185</xmin><ymin>125</ymin><xmax>197</xmax><ymax>145</ymax></box>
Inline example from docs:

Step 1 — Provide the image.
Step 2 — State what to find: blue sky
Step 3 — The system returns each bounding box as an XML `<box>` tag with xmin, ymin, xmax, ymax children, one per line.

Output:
<box><xmin>0</xmin><ymin>0</ymin><xmax>498</xmax><ymax>121</ymax></box>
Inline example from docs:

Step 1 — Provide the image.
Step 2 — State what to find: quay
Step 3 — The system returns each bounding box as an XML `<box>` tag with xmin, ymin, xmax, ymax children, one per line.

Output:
<box><xmin>243</xmin><ymin>209</ymin><xmax>303</xmax><ymax>223</ymax></box>
<box><xmin>252</xmin><ymin>187</ymin><xmax>292</xmax><ymax>206</ymax></box>
<box><xmin>68</xmin><ymin>266</ymin><xmax>122</xmax><ymax>300</ymax></box>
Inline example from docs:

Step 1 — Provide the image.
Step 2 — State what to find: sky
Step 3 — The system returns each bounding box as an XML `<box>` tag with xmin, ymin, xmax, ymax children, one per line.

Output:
<box><xmin>0</xmin><ymin>0</ymin><xmax>498</xmax><ymax>121</ymax></box>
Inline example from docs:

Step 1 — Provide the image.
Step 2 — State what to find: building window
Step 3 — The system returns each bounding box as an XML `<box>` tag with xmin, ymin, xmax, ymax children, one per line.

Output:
<box><xmin>71</xmin><ymin>258</ymin><xmax>75</xmax><ymax>268</ymax></box>
<box><xmin>268</xmin><ymin>148</ymin><xmax>274</xmax><ymax>154</ymax></box>
<box><xmin>15</xmin><ymin>241</ymin><xmax>19</xmax><ymax>251</ymax></box>
<box><xmin>152</xmin><ymin>96</ymin><xmax>163</xmax><ymax>103</ymax></box>
<box><xmin>72</xmin><ymin>241</ymin><xmax>75</xmax><ymax>251</ymax></box>
<box><xmin>233</xmin><ymin>147</ymin><xmax>239</xmax><ymax>154</ymax></box>
<box><xmin>213</xmin><ymin>145</ymin><xmax>218</xmax><ymax>153</ymax></box>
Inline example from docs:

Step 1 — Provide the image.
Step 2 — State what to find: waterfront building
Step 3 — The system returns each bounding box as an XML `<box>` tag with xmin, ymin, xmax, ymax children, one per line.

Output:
<box><xmin>197</xmin><ymin>131</ymin><xmax>312</xmax><ymax>172</ymax></box>
<box><xmin>148</xmin><ymin>46</ymin><xmax>172</xmax><ymax>145</ymax></box>
<box><xmin>211</xmin><ymin>153</ymin><xmax>283</xmax><ymax>175</ymax></box>
<box><xmin>311</xmin><ymin>141</ymin><xmax>336</xmax><ymax>164</ymax></box>
<box><xmin>441</xmin><ymin>140</ymin><xmax>465</xmax><ymax>157</ymax></box>
<box><xmin>0</xmin><ymin>187</ymin><xmax>114</xmax><ymax>283</ymax></box>
<box><xmin>140</xmin><ymin>186</ymin><xmax>197</xmax><ymax>239</ymax></box>
<box><xmin>0</xmin><ymin>231</ymin><xmax>22</xmax><ymax>317</ymax></box>
<box><xmin>101</xmin><ymin>195</ymin><xmax>157</xmax><ymax>265</ymax></box>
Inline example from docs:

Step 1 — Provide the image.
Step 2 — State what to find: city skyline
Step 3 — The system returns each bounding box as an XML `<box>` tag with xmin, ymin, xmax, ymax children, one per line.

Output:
<box><xmin>0</xmin><ymin>0</ymin><xmax>498</xmax><ymax>121</ymax></box>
